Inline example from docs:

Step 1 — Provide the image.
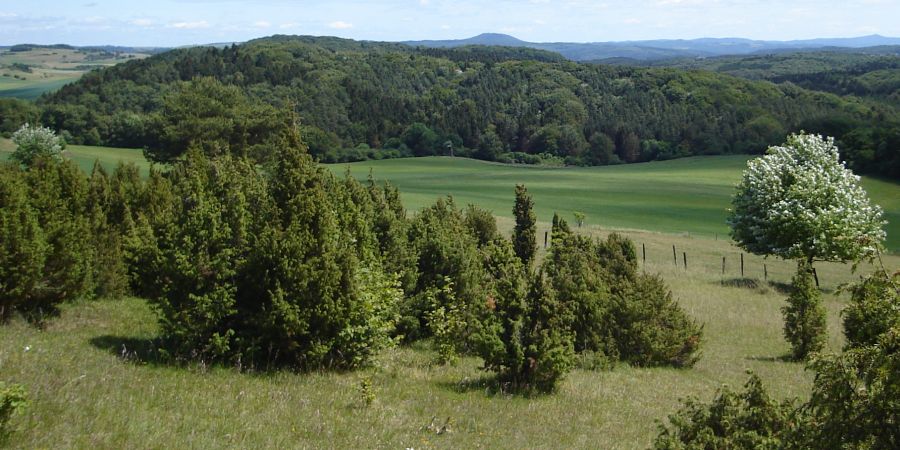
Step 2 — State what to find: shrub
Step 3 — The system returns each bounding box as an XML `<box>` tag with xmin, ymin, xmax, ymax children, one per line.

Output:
<box><xmin>146</xmin><ymin>144</ymin><xmax>401</xmax><ymax>369</ymax></box>
<box><xmin>10</xmin><ymin>123</ymin><xmax>64</xmax><ymax>167</ymax></box>
<box><xmin>85</xmin><ymin>162</ymin><xmax>128</xmax><ymax>299</ymax></box>
<box><xmin>424</xmin><ymin>278</ymin><xmax>466</xmax><ymax>365</ymax></box>
<box><xmin>657</xmin><ymin>270</ymin><xmax>899</xmax><ymax>449</ymax></box>
<box><xmin>464</xmin><ymin>204</ymin><xmax>500</xmax><ymax>247</ymax></box>
<box><xmin>474</xmin><ymin>242</ymin><xmax>575</xmax><ymax>392</ymax></box>
<box><xmin>0</xmin><ymin>382</ymin><xmax>27</xmax><ymax>438</ymax></box>
<box><xmin>0</xmin><ymin>158</ymin><xmax>93</xmax><ymax>320</ymax></box>
<box><xmin>795</xmin><ymin>325</ymin><xmax>900</xmax><ymax>449</ymax></box>
<box><xmin>512</xmin><ymin>185</ymin><xmax>537</xmax><ymax>266</ymax></box>
<box><xmin>543</xmin><ymin>231</ymin><xmax>617</xmax><ymax>357</ymax></box>
<box><xmin>403</xmin><ymin>197</ymin><xmax>485</xmax><ymax>344</ymax></box>
<box><xmin>613</xmin><ymin>274</ymin><xmax>703</xmax><ymax>368</ymax></box>
<box><xmin>842</xmin><ymin>269</ymin><xmax>899</xmax><ymax>349</ymax></box>
<box><xmin>782</xmin><ymin>261</ymin><xmax>827</xmax><ymax>360</ymax></box>
<box><xmin>654</xmin><ymin>373</ymin><xmax>795</xmax><ymax>449</ymax></box>
<box><xmin>0</xmin><ymin>165</ymin><xmax>46</xmax><ymax>320</ymax></box>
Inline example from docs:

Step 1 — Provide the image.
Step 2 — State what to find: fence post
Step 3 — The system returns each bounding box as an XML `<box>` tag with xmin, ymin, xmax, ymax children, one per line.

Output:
<box><xmin>722</xmin><ymin>256</ymin><xmax>726</xmax><ymax>276</ymax></box>
<box><xmin>544</xmin><ymin>231</ymin><xmax>548</xmax><ymax>248</ymax></box>
<box><xmin>642</xmin><ymin>243</ymin><xmax>646</xmax><ymax>263</ymax></box>
<box><xmin>683</xmin><ymin>252</ymin><xmax>687</xmax><ymax>270</ymax></box>
<box><xmin>741</xmin><ymin>253</ymin><xmax>745</xmax><ymax>278</ymax></box>
<box><xmin>672</xmin><ymin>245</ymin><xmax>677</xmax><ymax>267</ymax></box>
<box><xmin>764</xmin><ymin>264</ymin><xmax>768</xmax><ymax>281</ymax></box>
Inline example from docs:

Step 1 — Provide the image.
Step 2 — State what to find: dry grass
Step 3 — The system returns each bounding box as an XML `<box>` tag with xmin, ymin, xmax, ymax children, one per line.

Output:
<box><xmin>2</xmin><ymin>225</ymin><xmax>894</xmax><ymax>449</ymax></box>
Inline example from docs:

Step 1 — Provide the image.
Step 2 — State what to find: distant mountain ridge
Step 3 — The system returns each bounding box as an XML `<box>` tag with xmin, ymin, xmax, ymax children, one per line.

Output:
<box><xmin>403</xmin><ymin>33</ymin><xmax>900</xmax><ymax>61</ymax></box>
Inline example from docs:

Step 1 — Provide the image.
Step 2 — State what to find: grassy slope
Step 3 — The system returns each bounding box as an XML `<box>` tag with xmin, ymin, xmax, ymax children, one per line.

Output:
<box><xmin>329</xmin><ymin>156</ymin><xmax>900</xmax><ymax>252</ymax></box>
<box><xmin>2</xmin><ymin>227</ymin><xmax>896</xmax><ymax>449</ymax></box>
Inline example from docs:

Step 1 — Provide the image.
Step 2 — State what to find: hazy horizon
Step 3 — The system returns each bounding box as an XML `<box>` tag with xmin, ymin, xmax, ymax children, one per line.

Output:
<box><xmin>2</xmin><ymin>1</ymin><xmax>900</xmax><ymax>47</ymax></box>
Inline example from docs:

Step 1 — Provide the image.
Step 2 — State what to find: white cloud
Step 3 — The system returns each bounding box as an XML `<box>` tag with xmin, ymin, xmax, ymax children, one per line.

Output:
<box><xmin>328</xmin><ymin>21</ymin><xmax>353</xmax><ymax>29</ymax></box>
<box><xmin>279</xmin><ymin>22</ymin><xmax>299</xmax><ymax>29</ymax></box>
<box><xmin>0</xmin><ymin>12</ymin><xmax>18</xmax><ymax>18</ymax></box>
<box><xmin>168</xmin><ymin>20</ymin><xmax>210</xmax><ymax>29</ymax></box>
<box><xmin>253</xmin><ymin>20</ymin><xmax>271</xmax><ymax>28</ymax></box>
<box><xmin>131</xmin><ymin>18</ymin><xmax>153</xmax><ymax>27</ymax></box>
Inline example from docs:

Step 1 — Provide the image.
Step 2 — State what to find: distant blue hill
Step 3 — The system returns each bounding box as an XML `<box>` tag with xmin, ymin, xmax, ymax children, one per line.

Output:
<box><xmin>403</xmin><ymin>33</ymin><xmax>900</xmax><ymax>61</ymax></box>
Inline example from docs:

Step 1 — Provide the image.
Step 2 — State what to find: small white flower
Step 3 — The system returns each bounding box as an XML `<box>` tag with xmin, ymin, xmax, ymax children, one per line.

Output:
<box><xmin>24</xmin><ymin>345</ymin><xmax>31</xmax><ymax>352</ymax></box>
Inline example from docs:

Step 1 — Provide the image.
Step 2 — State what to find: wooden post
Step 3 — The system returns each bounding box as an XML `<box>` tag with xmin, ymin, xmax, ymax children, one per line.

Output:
<box><xmin>740</xmin><ymin>253</ymin><xmax>745</xmax><ymax>277</ymax></box>
<box><xmin>683</xmin><ymin>252</ymin><xmax>687</xmax><ymax>270</ymax></box>
<box><xmin>642</xmin><ymin>243</ymin><xmax>646</xmax><ymax>263</ymax></box>
<box><xmin>672</xmin><ymin>245</ymin><xmax>677</xmax><ymax>267</ymax></box>
<box><xmin>764</xmin><ymin>264</ymin><xmax>768</xmax><ymax>281</ymax></box>
<box><xmin>722</xmin><ymin>256</ymin><xmax>726</xmax><ymax>275</ymax></box>
<box><xmin>544</xmin><ymin>231</ymin><xmax>548</xmax><ymax>248</ymax></box>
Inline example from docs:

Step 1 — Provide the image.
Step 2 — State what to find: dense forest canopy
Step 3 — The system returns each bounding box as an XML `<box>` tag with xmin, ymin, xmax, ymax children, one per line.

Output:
<box><xmin>4</xmin><ymin>34</ymin><xmax>898</xmax><ymax>177</ymax></box>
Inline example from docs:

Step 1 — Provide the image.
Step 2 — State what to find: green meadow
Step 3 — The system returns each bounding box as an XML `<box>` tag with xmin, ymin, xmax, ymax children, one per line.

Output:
<box><xmin>3</xmin><ymin>139</ymin><xmax>897</xmax><ymax>251</ymax></box>
<box><xmin>329</xmin><ymin>156</ymin><xmax>900</xmax><ymax>252</ymax></box>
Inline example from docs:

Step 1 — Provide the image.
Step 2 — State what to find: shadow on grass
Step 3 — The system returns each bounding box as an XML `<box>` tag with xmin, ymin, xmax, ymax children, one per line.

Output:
<box><xmin>89</xmin><ymin>335</ymin><xmax>170</xmax><ymax>367</ymax></box>
<box><xmin>720</xmin><ymin>278</ymin><xmax>764</xmax><ymax>290</ymax></box>
<box><xmin>0</xmin><ymin>304</ymin><xmax>62</xmax><ymax>329</ymax></box>
<box><xmin>436</xmin><ymin>374</ymin><xmax>554</xmax><ymax>398</ymax></box>
<box><xmin>745</xmin><ymin>354</ymin><xmax>795</xmax><ymax>363</ymax></box>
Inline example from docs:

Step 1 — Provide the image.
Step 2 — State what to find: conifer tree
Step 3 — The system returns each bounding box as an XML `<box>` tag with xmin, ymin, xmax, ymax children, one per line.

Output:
<box><xmin>0</xmin><ymin>165</ymin><xmax>46</xmax><ymax>319</ymax></box>
<box><xmin>24</xmin><ymin>157</ymin><xmax>93</xmax><ymax>309</ymax></box>
<box><xmin>512</xmin><ymin>184</ymin><xmax>537</xmax><ymax>266</ymax></box>
<box><xmin>474</xmin><ymin>241</ymin><xmax>574</xmax><ymax>392</ymax></box>
<box><xmin>86</xmin><ymin>161</ymin><xmax>127</xmax><ymax>298</ymax></box>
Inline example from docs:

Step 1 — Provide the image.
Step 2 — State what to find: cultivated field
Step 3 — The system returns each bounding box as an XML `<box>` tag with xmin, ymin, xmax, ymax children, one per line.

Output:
<box><xmin>330</xmin><ymin>156</ymin><xmax>900</xmax><ymax>252</ymax></box>
<box><xmin>1</xmin><ymin>143</ymin><xmax>898</xmax><ymax>448</ymax></box>
<box><xmin>0</xmin><ymin>48</ymin><xmax>149</xmax><ymax>99</ymax></box>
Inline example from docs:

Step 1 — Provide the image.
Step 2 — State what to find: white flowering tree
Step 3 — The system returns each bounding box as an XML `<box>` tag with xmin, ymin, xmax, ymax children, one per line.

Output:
<box><xmin>728</xmin><ymin>133</ymin><xmax>885</xmax><ymax>266</ymax></box>
<box><xmin>11</xmin><ymin>123</ymin><xmax>64</xmax><ymax>167</ymax></box>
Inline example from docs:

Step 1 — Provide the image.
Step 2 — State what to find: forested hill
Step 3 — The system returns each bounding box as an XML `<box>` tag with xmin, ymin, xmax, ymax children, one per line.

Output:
<box><xmin>27</xmin><ymin>35</ymin><xmax>900</xmax><ymax>177</ymax></box>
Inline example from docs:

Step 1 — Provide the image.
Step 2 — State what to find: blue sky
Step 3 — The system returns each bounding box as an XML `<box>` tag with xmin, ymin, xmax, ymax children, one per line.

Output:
<box><xmin>1</xmin><ymin>1</ymin><xmax>898</xmax><ymax>47</ymax></box>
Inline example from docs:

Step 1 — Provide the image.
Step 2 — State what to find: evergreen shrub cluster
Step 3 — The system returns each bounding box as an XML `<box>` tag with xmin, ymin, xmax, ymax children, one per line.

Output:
<box><xmin>0</xmin><ymin>155</ymin><xmax>137</xmax><ymax>321</ymax></box>
<box><xmin>655</xmin><ymin>268</ymin><xmax>900</xmax><ymax>449</ymax></box>
<box><xmin>1</xmin><ymin>123</ymin><xmax>703</xmax><ymax>389</ymax></box>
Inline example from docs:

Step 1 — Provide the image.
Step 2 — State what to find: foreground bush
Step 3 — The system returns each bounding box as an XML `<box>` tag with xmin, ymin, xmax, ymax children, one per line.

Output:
<box><xmin>612</xmin><ymin>273</ymin><xmax>703</xmax><ymax>367</ymax></box>
<box><xmin>0</xmin><ymin>382</ymin><xmax>27</xmax><ymax>438</ymax></box>
<box><xmin>654</xmin><ymin>373</ymin><xmax>795</xmax><ymax>449</ymax></box>
<box><xmin>544</xmin><ymin>224</ymin><xmax>703</xmax><ymax>367</ymax></box>
<box><xmin>842</xmin><ymin>268</ymin><xmax>899</xmax><ymax>349</ymax></box>
<box><xmin>146</xmin><ymin>144</ymin><xmax>401</xmax><ymax>369</ymax></box>
<box><xmin>473</xmin><ymin>241</ymin><xmax>575</xmax><ymax>392</ymax></box>
<box><xmin>658</xmin><ymin>269</ymin><xmax>899</xmax><ymax>449</ymax></box>
<box><xmin>795</xmin><ymin>325</ymin><xmax>900</xmax><ymax>449</ymax></box>
<box><xmin>401</xmin><ymin>197</ymin><xmax>485</xmax><ymax>345</ymax></box>
<box><xmin>782</xmin><ymin>261</ymin><xmax>827</xmax><ymax>360</ymax></box>
<box><xmin>0</xmin><ymin>158</ymin><xmax>93</xmax><ymax>320</ymax></box>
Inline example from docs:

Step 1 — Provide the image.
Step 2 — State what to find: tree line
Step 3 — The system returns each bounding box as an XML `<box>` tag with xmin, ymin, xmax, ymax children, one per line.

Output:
<box><xmin>0</xmin><ymin>35</ymin><xmax>895</xmax><ymax>177</ymax></box>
